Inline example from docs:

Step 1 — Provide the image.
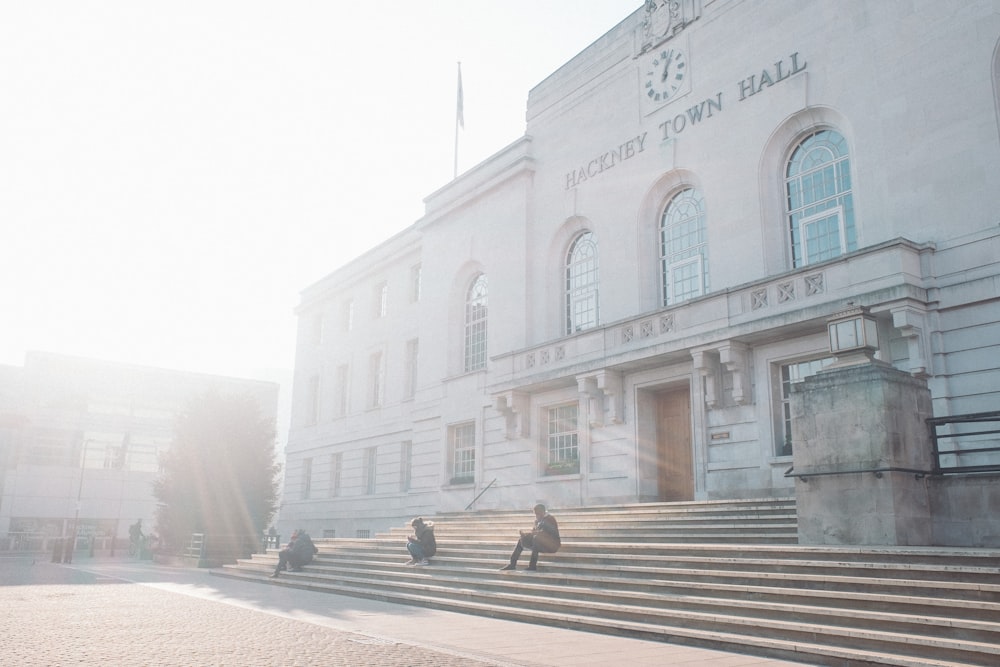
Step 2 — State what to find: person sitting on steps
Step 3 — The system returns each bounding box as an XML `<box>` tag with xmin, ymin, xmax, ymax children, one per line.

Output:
<box><xmin>499</xmin><ymin>503</ymin><xmax>560</xmax><ymax>572</ymax></box>
<box><xmin>404</xmin><ymin>517</ymin><xmax>436</xmax><ymax>566</ymax></box>
<box><xmin>270</xmin><ymin>529</ymin><xmax>317</xmax><ymax>578</ymax></box>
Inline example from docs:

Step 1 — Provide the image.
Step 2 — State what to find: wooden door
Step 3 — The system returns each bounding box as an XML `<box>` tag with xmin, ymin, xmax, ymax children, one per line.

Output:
<box><xmin>656</xmin><ymin>386</ymin><xmax>693</xmax><ymax>501</ymax></box>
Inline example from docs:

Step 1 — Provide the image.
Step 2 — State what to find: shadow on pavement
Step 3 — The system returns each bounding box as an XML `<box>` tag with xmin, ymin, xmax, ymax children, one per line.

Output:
<box><xmin>59</xmin><ymin>556</ymin><xmax>438</xmax><ymax>628</ymax></box>
<box><xmin>0</xmin><ymin>556</ymin><xmax>129</xmax><ymax>587</ymax></box>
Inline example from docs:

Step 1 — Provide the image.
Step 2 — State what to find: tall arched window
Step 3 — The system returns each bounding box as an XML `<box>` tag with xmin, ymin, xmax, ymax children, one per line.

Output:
<box><xmin>785</xmin><ymin>129</ymin><xmax>856</xmax><ymax>267</ymax></box>
<box><xmin>565</xmin><ymin>231</ymin><xmax>599</xmax><ymax>334</ymax></box>
<box><xmin>464</xmin><ymin>274</ymin><xmax>488</xmax><ymax>372</ymax></box>
<box><xmin>660</xmin><ymin>188</ymin><xmax>708</xmax><ymax>305</ymax></box>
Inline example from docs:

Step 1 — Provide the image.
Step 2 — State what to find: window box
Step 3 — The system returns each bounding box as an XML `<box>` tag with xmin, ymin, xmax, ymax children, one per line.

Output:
<box><xmin>544</xmin><ymin>460</ymin><xmax>580</xmax><ymax>476</ymax></box>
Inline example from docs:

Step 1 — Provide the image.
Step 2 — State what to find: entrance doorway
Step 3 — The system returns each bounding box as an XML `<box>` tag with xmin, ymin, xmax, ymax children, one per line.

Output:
<box><xmin>656</xmin><ymin>386</ymin><xmax>693</xmax><ymax>501</ymax></box>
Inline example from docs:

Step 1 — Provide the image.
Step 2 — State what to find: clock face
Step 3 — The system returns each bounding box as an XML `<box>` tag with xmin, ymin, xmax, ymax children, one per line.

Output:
<box><xmin>644</xmin><ymin>47</ymin><xmax>687</xmax><ymax>104</ymax></box>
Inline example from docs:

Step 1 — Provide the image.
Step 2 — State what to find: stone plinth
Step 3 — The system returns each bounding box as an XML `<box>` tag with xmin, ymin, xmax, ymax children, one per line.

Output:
<box><xmin>791</xmin><ymin>362</ymin><xmax>934</xmax><ymax>545</ymax></box>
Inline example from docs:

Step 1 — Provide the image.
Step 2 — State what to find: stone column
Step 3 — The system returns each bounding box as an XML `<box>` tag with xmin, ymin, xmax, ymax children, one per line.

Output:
<box><xmin>790</xmin><ymin>362</ymin><xmax>934</xmax><ymax>545</ymax></box>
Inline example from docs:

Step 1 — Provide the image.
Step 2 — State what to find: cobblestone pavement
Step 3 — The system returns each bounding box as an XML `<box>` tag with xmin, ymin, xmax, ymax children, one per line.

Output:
<box><xmin>1</xmin><ymin>557</ymin><xmax>500</xmax><ymax>666</ymax></box>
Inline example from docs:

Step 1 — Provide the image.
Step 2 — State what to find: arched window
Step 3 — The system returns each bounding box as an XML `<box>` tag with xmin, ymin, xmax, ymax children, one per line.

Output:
<box><xmin>660</xmin><ymin>188</ymin><xmax>708</xmax><ymax>305</ymax></box>
<box><xmin>785</xmin><ymin>129</ymin><xmax>856</xmax><ymax>267</ymax></box>
<box><xmin>464</xmin><ymin>274</ymin><xmax>488</xmax><ymax>372</ymax></box>
<box><xmin>565</xmin><ymin>231</ymin><xmax>599</xmax><ymax>334</ymax></box>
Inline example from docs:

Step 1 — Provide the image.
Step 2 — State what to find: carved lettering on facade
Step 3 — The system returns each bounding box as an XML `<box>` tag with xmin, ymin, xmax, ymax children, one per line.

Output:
<box><xmin>565</xmin><ymin>133</ymin><xmax>648</xmax><ymax>190</ymax></box>
<box><xmin>566</xmin><ymin>53</ymin><xmax>807</xmax><ymax>189</ymax></box>
<box><xmin>658</xmin><ymin>92</ymin><xmax>722</xmax><ymax>141</ymax></box>
<box><xmin>737</xmin><ymin>53</ymin><xmax>807</xmax><ymax>101</ymax></box>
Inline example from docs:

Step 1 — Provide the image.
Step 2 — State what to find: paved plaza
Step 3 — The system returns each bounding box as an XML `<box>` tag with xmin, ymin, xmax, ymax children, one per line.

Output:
<box><xmin>1</xmin><ymin>555</ymin><xmax>813</xmax><ymax>666</ymax></box>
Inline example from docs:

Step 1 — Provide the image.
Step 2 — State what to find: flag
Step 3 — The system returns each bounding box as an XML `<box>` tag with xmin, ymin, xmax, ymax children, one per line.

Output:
<box><xmin>456</xmin><ymin>62</ymin><xmax>464</xmax><ymax>129</ymax></box>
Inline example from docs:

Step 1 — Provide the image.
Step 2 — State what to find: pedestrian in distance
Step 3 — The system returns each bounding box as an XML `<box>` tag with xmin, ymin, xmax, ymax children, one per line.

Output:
<box><xmin>499</xmin><ymin>503</ymin><xmax>560</xmax><ymax>572</ymax></box>
<box><xmin>128</xmin><ymin>519</ymin><xmax>145</xmax><ymax>558</ymax></box>
<box><xmin>405</xmin><ymin>517</ymin><xmax>436</xmax><ymax>566</ymax></box>
<box><xmin>270</xmin><ymin>529</ymin><xmax>318</xmax><ymax>578</ymax></box>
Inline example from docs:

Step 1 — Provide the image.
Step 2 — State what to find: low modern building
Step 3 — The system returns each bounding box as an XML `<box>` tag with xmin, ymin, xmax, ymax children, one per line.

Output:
<box><xmin>280</xmin><ymin>0</ymin><xmax>1000</xmax><ymax>545</ymax></box>
<box><xmin>0</xmin><ymin>351</ymin><xmax>279</xmax><ymax>554</ymax></box>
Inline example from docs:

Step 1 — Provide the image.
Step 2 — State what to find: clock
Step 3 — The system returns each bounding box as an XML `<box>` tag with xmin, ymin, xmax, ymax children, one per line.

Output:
<box><xmin>643</xmin><ymin>46</ymin><xmax>687</xmax><ymax>105</ymax></box>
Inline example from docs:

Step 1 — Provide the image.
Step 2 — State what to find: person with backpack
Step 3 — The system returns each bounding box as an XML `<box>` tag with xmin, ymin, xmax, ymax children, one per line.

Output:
<box><xmin>499</xmin><ymin>503</ymin><xmax>560</xmax><ymax>572</ymax></box>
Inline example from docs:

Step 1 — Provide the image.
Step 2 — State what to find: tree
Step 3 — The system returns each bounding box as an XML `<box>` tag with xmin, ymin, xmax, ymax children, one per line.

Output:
<box><xmin>153</xmin><ymin>391</ymin><xmax>280</xmax><ymax>553</ymax></box>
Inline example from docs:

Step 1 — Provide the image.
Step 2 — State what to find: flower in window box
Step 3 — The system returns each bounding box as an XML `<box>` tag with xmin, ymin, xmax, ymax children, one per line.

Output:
<box><xmin>544</xmin><ymin>460</ymin><xmax>580</xmax><ymax>476</ymax></box>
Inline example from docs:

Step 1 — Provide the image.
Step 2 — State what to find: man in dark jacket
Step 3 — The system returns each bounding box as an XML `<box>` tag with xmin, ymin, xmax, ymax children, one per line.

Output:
<box><xmin>270</xmin><ymin>529</ymin><xmax>318</xmax><ymax>577</ymax></box>
<box><xmin>500</xmin><ymin>503</ymin><xmax>560</xmax><ymax>572</ymax></box>
<box><xmin>405</xmin><ymin>517</ymin><xmax>437</xmax><ymax>566</ymax></box>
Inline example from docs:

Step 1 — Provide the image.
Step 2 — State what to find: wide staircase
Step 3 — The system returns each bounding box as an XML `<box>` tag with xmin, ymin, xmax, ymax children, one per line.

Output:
<box><xmin>214</xmin><ymin>498</ymin><xmax>1000</xmax><ymax>666</ymax></box>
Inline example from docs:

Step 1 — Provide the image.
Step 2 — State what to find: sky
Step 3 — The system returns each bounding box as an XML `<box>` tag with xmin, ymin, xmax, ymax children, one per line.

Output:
<box><xmin>0</xmin><ymin>1</ymin><xmax>639</xmax><ymax>389</ymax></box>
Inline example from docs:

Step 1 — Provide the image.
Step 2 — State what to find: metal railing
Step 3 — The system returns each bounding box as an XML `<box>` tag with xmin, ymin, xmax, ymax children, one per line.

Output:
<box><xmin>928</xmin><ymin>410</ymin><xmax>1000</xmax><ymax>474</ymax></box>
<box><xmin>465</xmin><ymin>478</ymin><xmax>498</xmax><ymax>510</ymax></box>
<box><xmin>785</xmin><ymin>465</ymin><xmax>928</xmax><ymax>481</ymax></box>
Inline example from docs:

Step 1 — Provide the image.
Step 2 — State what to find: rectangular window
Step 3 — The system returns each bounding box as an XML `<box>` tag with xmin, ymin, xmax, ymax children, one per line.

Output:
<box><xmin>546</xmin><ymin>403</ymin><xmax>579</xmax><ymax>474</ymax></box>
<box><xmin>301</xmin><ymin>457</ymin><xmax>313</xmax><ymax>500</ymax></box>
<box><xmin>400</xmin><ymin>440</ymin><xmax>412</xmax><ymax>492</ymax></box>
<box><xmin>329</xmin><ymin>452</ymin><xmax>342</xmax><ymax>498</ymax></box>
<box><xmin>364</xmin><ymin>447</ymin><xmax>377</xmax><ymax>494</ymax></box>
<box><xmin>128</xmin><ymin>442</ymin><xmax>160</xmax><ymax>474</ymax></box>
<box><xmin>374</xmin><ymin>281</ymin><xmax>388</xmax><ymax>318</ymax></box>
<box><xmin>450</xmin><ymin>422</ymin><xmax>475</xmax><ymax>484</ymax></box>
<box><xmin>356</xmin><ymin>529</ymin><xmax>371</xmax><ymax>539</ymax></box>
<box><xmin>777</xmin><ymin>357</ymin><xmax>835</xmax><ymax>455</ymax></box>
<box><xmin>799</xmin><ymin>207</ymin><xmax>846</xmax><ymax>265</ymax></box>
<box><xmin>342</xmin><ymin>299</ymin><xmax>354</xmax><ymax>332</ymax></box>
<box><xmin>102</xmin><ymin>445</ymin><xmax>123</xmax><ymax>470</ymax></box>
<box><xmin>335</xmin><ymin>364</ymin><xmax>349</xmax><ymax>417</ymax></box>
<box><xmin>668</xmin><ymin>255</ymin><xmax>704</xmax><ymax>303</ymax></box>
<box><xmin>568</xmin><ymin>292</ymin><xmax>598</xmax><ymax>334</ymax></box>
<box><xmin>410</xmin><ymin>264</ymin><xmax>421</xmax><ymax>303</ymax></box>
<box><xmin>322</xmin><ymin>529</ymin><xmax>336</xmax><ymax>538</ymax></box>
<box><xmin>464</xmin><ymin>309</ymin><xmax>487</xmax><ymax>372</ymax></box>
<box><xmin>306</xmin><ymin>375</ymin><xmax>320</xmax><ymax>425</ymax></box>
<box><xmin>369</xmin><ymin>351</ymin><xmax>384</xmax><ymax>408</ymax></box>
<box><xmin>404</xmin><ymin>339</ymin><xmax>418</xmax><ymax>399</ymax></box>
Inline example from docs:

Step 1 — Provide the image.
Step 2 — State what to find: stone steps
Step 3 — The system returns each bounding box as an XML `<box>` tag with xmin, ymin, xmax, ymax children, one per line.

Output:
<box><xmin>215</xmin><ymin>499</ymin><xmax>1000</xmax><ymax>666</ymax></box>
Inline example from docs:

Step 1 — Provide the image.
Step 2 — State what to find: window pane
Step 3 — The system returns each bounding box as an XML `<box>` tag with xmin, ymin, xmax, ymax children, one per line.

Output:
<box><xmin>661</xmin><ymin>188</ymin><xmax>708</xmax><ymax>305</ymax></box>
<box><xmin>785</xmin><ymin>130</ymin><xmax>855</xmax><ymax>268</ymax></box>
<box><xmin>451</xmin><ymin>422</ymin><xmax>475</xmax><ymax>479</ymax></box>
<box><xmin>464</xmin><ymin>274</ymin><xmax>488</xmax><ymax>372</ymax></box>
<box><xmin>566</xmin><ymin>232</ymin><xmax>599</xmax><ymax>333</ymax></box>
<box><xmin>547</xmin><ymin>404</ymin><xmax>579</xmax><ymax>464</ymax></box>
<box><xmin>777</xmin><ymin>357</ymin><xmax>834</xmax><ymax>455</ymax></box>
<box><xmin>802</xmin><ymin>210</ymin><xmax>843</xmax><ymax>263</ymax></box>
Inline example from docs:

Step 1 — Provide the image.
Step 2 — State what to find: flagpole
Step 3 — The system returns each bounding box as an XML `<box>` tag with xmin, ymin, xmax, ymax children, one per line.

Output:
<box><xmin>454</xmin><ymin>61</ymin><xmax>463</xmax><ymax>179</ymax></box>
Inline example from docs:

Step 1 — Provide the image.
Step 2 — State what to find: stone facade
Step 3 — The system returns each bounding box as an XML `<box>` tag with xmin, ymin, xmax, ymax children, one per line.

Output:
<box><xmin>280</xmin><ymin>0</ymin><xmax>1000</xmax><ymax>542</ymax></box>
<box><xmin>790</xmin><ymin>362</ymin><xmax>935</xmax><ymax>545</ymax></box>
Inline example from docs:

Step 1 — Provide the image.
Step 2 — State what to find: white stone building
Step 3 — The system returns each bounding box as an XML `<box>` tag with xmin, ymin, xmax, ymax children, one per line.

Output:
<box><xmin>281</xmin><ymin>0</ymin><xmax>1000</xmax><ymax>542</ymax></box>
<box><xmin>0</xmin><ymin>352</ymin><xmax>279</xmax><ymax>553</ymax></box>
